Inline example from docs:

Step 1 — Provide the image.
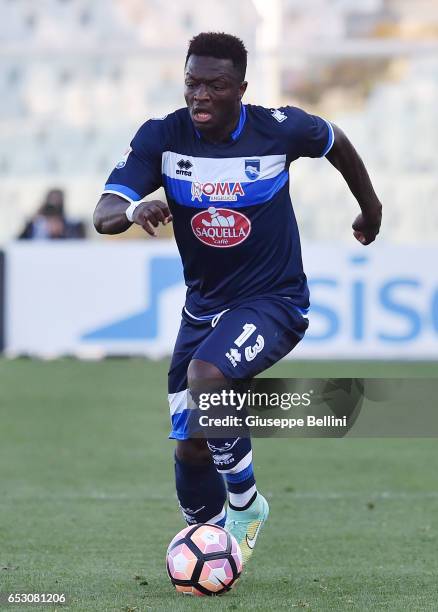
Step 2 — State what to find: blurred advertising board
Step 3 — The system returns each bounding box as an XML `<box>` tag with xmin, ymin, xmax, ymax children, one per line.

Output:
<box><xmin>4</xmin><ymin>241</ymin><xmax>438</xmax><ymax>359</ymax></box>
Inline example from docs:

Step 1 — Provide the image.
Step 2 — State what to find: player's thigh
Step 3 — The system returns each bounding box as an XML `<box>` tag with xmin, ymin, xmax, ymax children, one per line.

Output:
<box><xmin>168</xmin><ymin>316</ymin><xmax>212</xmax><ymax>440</ymax></box>
<box><xmin>168</xmin><ymin>317</ymin><xmax>211</xmax><ymax>390</ymax></box>
<box><xmin>193</xmin><ymin>297</ymin><xmax>309</xmax><ymax>378</ymax></box>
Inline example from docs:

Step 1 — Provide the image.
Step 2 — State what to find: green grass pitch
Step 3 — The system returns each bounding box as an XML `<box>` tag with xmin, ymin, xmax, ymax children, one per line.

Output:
<box><xmin>0</xmin><ymin>359</ymin><xmax>437</xmax><ymax>611</ymax></box>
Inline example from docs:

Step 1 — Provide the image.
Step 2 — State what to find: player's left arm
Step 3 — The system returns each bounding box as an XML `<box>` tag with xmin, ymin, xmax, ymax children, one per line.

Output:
<box><xmin>325</xmin><ymin>123</ymin><xmax>382</xmax><ymax>245</ymax></box>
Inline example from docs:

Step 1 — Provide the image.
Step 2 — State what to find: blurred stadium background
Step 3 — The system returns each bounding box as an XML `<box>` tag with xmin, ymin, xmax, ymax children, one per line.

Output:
<box><xmin>0</xmin><ymin>0</ymin><xmax>437</xmax><ymax>359</ymax></box>
<box><xmin>1</xmin><ymin>0</ymin><xmax>438</xmax><ymax>242</ymax></box>
<box><xmin>1</xmin><ymin>2</ymin><xmax>438</xmax><ymax>610</ymax></box>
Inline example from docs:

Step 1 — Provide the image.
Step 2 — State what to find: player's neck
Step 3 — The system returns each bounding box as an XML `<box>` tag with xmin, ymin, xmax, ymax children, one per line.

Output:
<box><xmin>198</xmin><ymin>107</ymin><xmax>241</xmax><ymax>144</ymax></box>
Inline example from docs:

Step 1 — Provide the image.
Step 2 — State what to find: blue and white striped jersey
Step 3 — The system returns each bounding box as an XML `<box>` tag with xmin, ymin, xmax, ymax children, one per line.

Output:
<box><xmin>104</xmin><ymin>104</ymin><xmax>334</xmax><ymax>316</ymax></box>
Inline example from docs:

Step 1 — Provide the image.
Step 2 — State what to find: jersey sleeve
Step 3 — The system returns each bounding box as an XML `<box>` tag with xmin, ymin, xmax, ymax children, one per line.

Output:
<box><xmin>279</xmin><ymin>106</ymin><xmax>335</xmax><ymax>162</ymax></box>
<box><xmin>103</xmin><ymin>119</ymin><xmax>166</xmax><ymax>202</ymax></box>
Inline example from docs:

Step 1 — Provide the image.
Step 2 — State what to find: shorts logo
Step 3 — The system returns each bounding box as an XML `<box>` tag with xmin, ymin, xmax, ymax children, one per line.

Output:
<box><xmin>225</xmin><ymin>347</ymin><xmax>242</xmax><ymax>367</ymax></box>
<box><xmin>176</xmin><ymin>159</ymin><xmax>193</xmax><ymax>176</ymax></box>
<box><xmin>191</xmin><ymin>181</ymin><xmax>245</xmax><ymax>202</ymax></box>
<box><xmin>245</xmin><ymin>159</ymin><xmax>260</xmax><ymax>180</ymax></box>
<box><xmin>191</xmin><ymin>207</ymin><xmax>251</xmax><ymax>248</ymax></box>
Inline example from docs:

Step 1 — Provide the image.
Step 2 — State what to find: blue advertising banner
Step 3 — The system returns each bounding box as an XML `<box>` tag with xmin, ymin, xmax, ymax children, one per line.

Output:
<box><xmin>5</xmin><ymin>242</ymin><xmax>438</xmax><ymax>359</ymax></box>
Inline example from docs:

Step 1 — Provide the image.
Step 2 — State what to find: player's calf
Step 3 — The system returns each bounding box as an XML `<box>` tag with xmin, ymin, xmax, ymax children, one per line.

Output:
<box><xmin>175</xmin><ymin>440</ymin><xmax>227</xmax><ymax>527</ymax></box>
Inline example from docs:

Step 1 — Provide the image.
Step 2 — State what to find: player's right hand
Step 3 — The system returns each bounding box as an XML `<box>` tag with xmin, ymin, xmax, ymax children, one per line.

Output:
<box><xmin>132</xmin><ymin>200</ymin><xmax>173</xmax><ymax>236</ymax></box>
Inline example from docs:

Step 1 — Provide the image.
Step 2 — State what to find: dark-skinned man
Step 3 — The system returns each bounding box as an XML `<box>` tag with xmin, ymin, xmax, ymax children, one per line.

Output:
<box><xmin>94</xmin><ymin>32</ymin><xmax>382</xmax><ymax>565</ymax></box>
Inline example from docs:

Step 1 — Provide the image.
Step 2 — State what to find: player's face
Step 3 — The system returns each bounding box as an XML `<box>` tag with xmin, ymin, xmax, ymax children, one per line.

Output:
<box><xmin>184</xmin><ymin>55</ymin><xmax>247</xmax><ymax>142</ymax></box>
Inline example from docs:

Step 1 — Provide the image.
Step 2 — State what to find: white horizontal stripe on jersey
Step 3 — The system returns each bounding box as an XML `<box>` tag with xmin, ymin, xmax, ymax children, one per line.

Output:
<box><xmin>162</xmin><ymin>151</ymin><xmax>286</xmax><ymax>184</ymax></box>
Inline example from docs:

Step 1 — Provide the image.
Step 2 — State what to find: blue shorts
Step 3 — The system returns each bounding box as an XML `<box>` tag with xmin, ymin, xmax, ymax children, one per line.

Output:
<box><xmin>167</xmin><ymin>296</ymin><xmax>309</xmax><ymax>440</ymax></box>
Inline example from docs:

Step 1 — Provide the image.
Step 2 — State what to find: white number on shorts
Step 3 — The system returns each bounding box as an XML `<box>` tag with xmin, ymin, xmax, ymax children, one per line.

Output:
<box><xmin>233</xmin><ymin>323</ymin><xmax>257</xmax><ymax>347</ymax></box>
<box><xmin>245</xmin><ymin>335</ymin><xmax>265</xmax><ymax>361</ymax></box>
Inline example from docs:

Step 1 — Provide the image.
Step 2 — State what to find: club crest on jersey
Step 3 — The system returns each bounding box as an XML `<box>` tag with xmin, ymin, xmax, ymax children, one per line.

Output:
<box><xmin>245</xmin><ymin>159</ymin><xmax>260</xmax><ymax>180</ymax></box>
<box><xmin>191</xmin><ymin>206</ymin><xmax>251</xmax><ymax>248</ymax></box>
<box><xmin>191</xmin><ymin>181</ymin><xmax>245</xmax><ymax>202</ymax></box>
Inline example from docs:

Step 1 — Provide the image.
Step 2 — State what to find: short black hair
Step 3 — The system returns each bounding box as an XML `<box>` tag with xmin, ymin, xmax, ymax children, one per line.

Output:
<box><xmin>186</xmin><ymin>32</ymin><xmax>247</xmax><ymax>81</ymax></box>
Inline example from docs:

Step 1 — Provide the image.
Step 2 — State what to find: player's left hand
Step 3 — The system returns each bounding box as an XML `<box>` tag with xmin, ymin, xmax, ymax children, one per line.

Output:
<box><xmin>352</xmin><ymin>205</ymin><xmax>382</xmax><ymax>245</ymax></box>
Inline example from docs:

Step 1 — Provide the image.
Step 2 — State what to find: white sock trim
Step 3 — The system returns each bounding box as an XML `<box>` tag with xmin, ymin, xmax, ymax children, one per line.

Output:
<box><xmin>229</xmin><ymin>484</ymin><xmax>257</xmax><ymax>508</ymax></box>
<box><xmin>217</xmin><ymin>450</ymin><xmax>253</xmax><ymax>474</ymax></box>
<box><xmin>206</xmin><ymin>507</ymin><xmax>226</xmax><ymax>525</ymax></box>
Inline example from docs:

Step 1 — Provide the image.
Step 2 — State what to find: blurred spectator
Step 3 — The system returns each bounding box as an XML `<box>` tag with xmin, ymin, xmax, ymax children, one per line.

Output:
<box><xmin>18</xmin><ymin>189</ymin><xmax>86</xmax><ymax>240</ymax></box>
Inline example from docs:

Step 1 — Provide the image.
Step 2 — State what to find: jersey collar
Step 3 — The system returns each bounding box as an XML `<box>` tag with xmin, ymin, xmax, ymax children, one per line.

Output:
<box><xmin>193</xmin><ymin>104</ymin><xmax>247</xmax><ymax>142</ymax></box>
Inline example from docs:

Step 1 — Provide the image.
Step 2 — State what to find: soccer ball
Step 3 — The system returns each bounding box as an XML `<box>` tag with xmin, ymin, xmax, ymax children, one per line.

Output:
<box><xmin>166</xmin><ymin>523</ymin><xmax>242</xmax><ymax>596</ymax></box>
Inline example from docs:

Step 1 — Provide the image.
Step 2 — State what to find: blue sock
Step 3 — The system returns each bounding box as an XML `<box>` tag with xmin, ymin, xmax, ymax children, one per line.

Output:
<box><xmin>207</xmin><ymin>437</ymin><xmax>257</xmax><ymax>510</ymax></box>
<box><xmin>174</xmin><ymin>453</ymin><xmax>227</xmax><ymax>526</ymax></box>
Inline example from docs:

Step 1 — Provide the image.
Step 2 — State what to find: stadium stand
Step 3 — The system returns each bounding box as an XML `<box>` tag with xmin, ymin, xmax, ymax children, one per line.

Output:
<box><xmin>0</xmin><ymin>0</ymin><xmax>437</xmax><ymax>244</ymax></box>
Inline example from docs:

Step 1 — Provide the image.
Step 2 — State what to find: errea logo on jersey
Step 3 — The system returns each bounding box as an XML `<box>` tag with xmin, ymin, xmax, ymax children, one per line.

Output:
<box><xmin>176</xmin><ymin>159</ymin><xmax>193</xmax><ymax>176</ymax></box>
<box><xmin>191</xmin><ymin>207</ymin><xmax>251</xmax><ymax>248</ymax></box>
<box><xmin>271</xmin><ymin>108</ymin><xmax>287</xmax><ymax>123</ymax></box>
<box><xmin>191</xmin><ymin>181</ymin><xmax>245</xmax><ymax>202</ymax></box>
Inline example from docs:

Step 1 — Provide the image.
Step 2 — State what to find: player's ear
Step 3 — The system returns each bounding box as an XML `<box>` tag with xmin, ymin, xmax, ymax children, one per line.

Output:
<box><xmin>239</xmin><ymin>81</ymin><xmax>248</xmax><ymax>100</ymax></box>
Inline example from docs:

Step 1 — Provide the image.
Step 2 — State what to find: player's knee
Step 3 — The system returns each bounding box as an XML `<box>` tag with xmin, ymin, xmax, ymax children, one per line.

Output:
<box><xmin>188</xmin><ymin>359</ymin><xmax>226</xmax><ymax>409</ymax></box>
<box><xmin>187</xmin><ymin>359</ymin><xmax>225</xmax><ymax>387</ymax></box>
<box><xmin>176</xmin><ymin>438</ymin><xmax>211</xmax><ymax>465</ymax></box>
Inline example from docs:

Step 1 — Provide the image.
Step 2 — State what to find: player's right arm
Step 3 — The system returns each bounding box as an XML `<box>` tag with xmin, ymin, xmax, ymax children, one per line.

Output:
<box><xmin>94</xmin><ymin>194</ymin><xmax>172</xmax><ymax>236</ymax></box>
<box><xmin>93</xmin><ymin>118</ymin><xmax>172</xmax><ymax>236</ymax></box>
